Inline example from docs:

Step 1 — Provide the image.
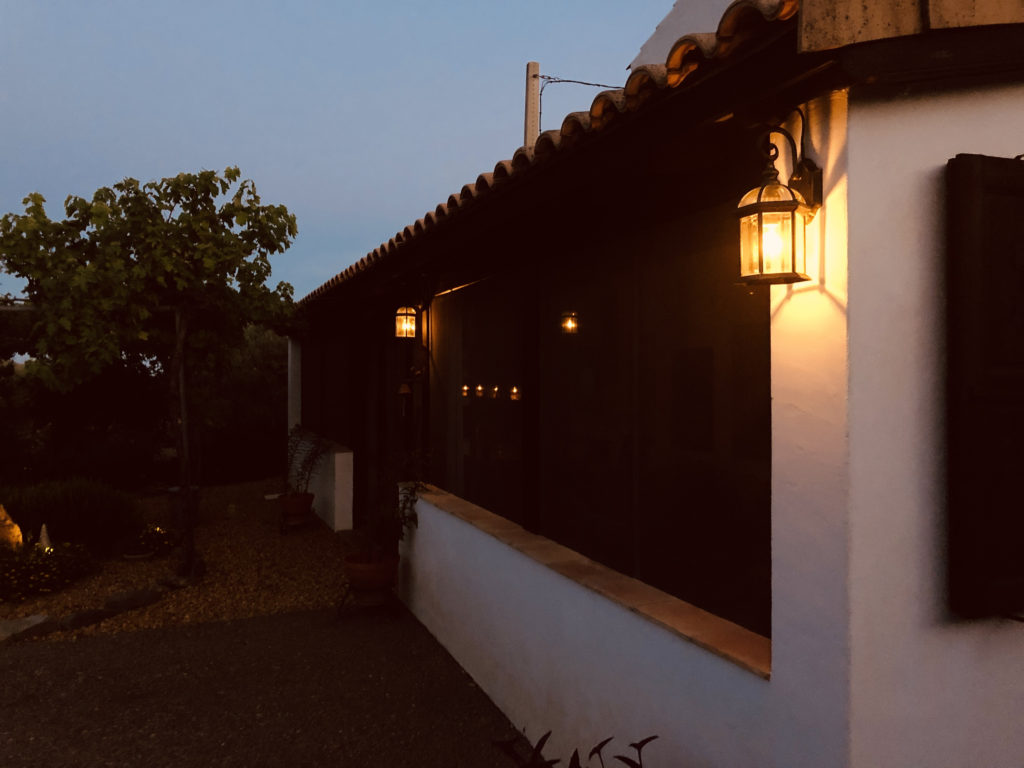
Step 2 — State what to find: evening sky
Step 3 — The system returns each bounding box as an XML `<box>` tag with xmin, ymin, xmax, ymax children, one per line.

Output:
<box><xmin>0</xmin><ymin>1</ymin><xmax>671</xmax><ymax>299</ymax></box>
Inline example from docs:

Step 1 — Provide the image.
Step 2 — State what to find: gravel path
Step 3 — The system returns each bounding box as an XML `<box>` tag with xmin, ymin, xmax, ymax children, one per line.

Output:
<box><xmin>0</xmin><ymin>604</ymin><xmax>524</xmax><ymax>767</ymax></box>
<box><xmin>0</xmin><ymin>479</ymin><xmax>525</xmax><ymax>767</ymax></box>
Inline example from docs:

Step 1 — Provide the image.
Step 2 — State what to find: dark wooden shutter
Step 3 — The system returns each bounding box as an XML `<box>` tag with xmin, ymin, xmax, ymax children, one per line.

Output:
<box><xmin>947</xmin><ymin>153</ymin><xmax>1024</xmax><ymax>618</ymax></box>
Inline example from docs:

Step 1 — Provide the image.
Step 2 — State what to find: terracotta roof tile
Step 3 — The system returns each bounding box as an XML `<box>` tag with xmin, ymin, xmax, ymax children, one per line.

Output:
<box><xmin>511</xmin><ymin>145</ymin><xmax>535</xmax><ymax>173</ymax></box>
<box><xmin>475</xmin><ymin>172</ymin><xmax>494</xmax><ymax>193</ymax></box>
<box><xmin>623</xmin><ymin>64</ymin><xmax>668</xmax><ymax>110</ymax></box>
<box><xmin>534</xmin><ymin>130</ymin><xmax>563</xmax><ymax>160</ymax></box>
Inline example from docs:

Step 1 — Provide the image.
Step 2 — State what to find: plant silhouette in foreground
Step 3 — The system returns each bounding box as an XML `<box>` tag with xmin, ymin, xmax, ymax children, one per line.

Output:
<box><xmin>496</xmin><ymin>731</ymin><xmax>659</xmax><ymax>767</ymax></box>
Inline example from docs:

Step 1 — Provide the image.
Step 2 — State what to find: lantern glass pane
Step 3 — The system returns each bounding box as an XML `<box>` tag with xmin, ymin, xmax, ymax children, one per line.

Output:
<box><xmin>739</xmin><ymin>213</ymin><xmax>761</xmax><ymax>277</ymax></box>
<box><xmin>793</xmin><ymin>209</ymin><xmax>807</xmax><ymax>276</ymax></box>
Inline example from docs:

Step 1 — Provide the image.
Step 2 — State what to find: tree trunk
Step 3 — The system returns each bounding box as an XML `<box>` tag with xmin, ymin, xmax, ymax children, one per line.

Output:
<box><xmin>171</xmin><ymin>307</ymin><xmax>200</xmax><ymax>577</ymax></box>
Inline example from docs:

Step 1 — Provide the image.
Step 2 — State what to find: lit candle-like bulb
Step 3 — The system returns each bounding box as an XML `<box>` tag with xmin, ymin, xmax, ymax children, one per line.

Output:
<box><xmin>762</xmin><ymin>221</ymin><xmax>784</xmax><ymax>273</ymax></box>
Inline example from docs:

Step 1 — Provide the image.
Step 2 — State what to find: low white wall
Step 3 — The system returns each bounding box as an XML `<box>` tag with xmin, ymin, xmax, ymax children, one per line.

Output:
<box><xmin>401</xmin><ymin>496</ymin><xmax>773</xmax><ymax>767</ymax></box>
<box><xmin>309</xmin><ymin>450</ymin><xmax>353</xmax><ymax>532</ymax></box>
<box><xmin>847</xmin><ymin>82</ymin><xmax>1024</xmax><ymax>768</ymax></box>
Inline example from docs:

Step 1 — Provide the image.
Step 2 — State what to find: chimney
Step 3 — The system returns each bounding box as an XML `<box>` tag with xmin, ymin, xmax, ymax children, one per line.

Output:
<box><xmin>524</xmin><ymin>61</ymin><xmax>540</xmax><ymax>149</ymax></box>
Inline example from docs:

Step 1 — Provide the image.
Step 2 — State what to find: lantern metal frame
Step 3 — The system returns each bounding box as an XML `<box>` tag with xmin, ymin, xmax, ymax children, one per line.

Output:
<box><xmin>737</xmin><ymin>112</ymin><xmax>822</xmax><ymax>285</ymax></box>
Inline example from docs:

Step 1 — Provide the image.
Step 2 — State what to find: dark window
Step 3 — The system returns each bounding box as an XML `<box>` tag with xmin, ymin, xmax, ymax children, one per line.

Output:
<box><xmin>946</xmin><ymin>153</ymin><xmax>1024</xmax><ymax>618</ymax></box>
<box><xmin>428</xmin><ymin>202</ymin><xmax>772</xmax><ymax>636</ymax></box>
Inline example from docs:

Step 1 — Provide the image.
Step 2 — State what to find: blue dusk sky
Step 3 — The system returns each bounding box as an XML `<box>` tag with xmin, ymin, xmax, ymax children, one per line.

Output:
<box><xmin>0</xmin><ymin>1</ymin><xmax>673</xmax><ymax>301</ymax></box>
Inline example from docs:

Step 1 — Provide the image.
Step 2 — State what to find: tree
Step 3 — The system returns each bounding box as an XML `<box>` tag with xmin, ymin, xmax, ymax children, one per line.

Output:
<box><xmin>0</xmin><ymin>167</ymin><xmax>297</xmax><ymax>574</ymax></box>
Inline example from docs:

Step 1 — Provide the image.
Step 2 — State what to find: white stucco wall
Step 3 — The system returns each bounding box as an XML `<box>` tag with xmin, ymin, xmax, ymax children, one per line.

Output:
<box><xmin>768</xmin><ymin>88</ymin><xmax>852</xmax><ymax>768</ymax></box>
<box><xmin>308</xmin><ymin>449</ymin><xmax>353</xmax><ymax>532</ymax></box>
<box><xmin>402</xmin><ymin>91</ymin><xmax>854</xmax><ymax>767</ymax></box>
<box><xmin>846</xmin><ymin>82</ymin><xmax>1024</xmax><ymax>768</ymax></box>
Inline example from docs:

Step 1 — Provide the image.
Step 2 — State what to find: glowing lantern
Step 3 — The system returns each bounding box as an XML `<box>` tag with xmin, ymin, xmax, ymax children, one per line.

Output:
<box><xmin>561</xmin><ymin>311</ymin><xmax>579</xmax><ymax>334</ymax></box>
<box><xmin>737</xmin><ymin>120</ymin><xmax>820</xmax><ymax>284</ymax></box>
<box><xmin>395</xmin><ymin>306</ymin><xmax>417</xmax><ymax>338</ymax></box>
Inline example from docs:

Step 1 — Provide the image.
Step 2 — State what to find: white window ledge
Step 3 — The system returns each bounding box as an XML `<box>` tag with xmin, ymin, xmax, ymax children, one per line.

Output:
<box><xmin>418</xmin><ymin>487</ymin><xmax>771</xmax><ymax>679</ymax></box>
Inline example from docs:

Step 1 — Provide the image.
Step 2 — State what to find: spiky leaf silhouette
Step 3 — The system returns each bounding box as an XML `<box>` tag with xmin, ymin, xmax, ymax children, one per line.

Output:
<box><xmin>528</xmin><ymin>732</ymin><xmax>560</xmax><ymax>767</ymax></box>
<box><xmin>630</xmin><ymin>736</ymin><xmax>659</xmax><ymax>753</ymax></box>
<box><xmin>622</xmin><ymin>735</ymin><xmax>659</xmax><ymax>768</ymax></box>
<box><xmin>613</xmin><ymin>758</ymin><xmax>641</xmax><ymax>768</ymax></box>
<box><xmin>589</xmin><ymin>736</ymin><xmax>615</xmax><ymax>768</ymax></box>
<box><xmin>568</xmin><ymin>749</ymin><xmax>582</xmax><ymax>768</ymax></box>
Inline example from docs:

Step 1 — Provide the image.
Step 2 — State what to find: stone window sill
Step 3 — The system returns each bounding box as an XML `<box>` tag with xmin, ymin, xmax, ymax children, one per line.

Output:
<box><xmin>418</xmin><ymin>487</ymin><xmax>771</xmax><ymax>679</ymax></box>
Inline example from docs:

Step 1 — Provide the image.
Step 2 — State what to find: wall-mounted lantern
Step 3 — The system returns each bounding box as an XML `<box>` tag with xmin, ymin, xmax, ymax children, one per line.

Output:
<box><xmin>737</xmin><ymin>114</ymin><xmax>822</xmax><ymax>284</ymax></box>
<box><xmin>561</xmin><ymin>311</ymin><xmax>579</xmax><ymax>334</ymax></box>
<box><xmin>461</xmin><ymin>385</ymin><xmax>469</xmax><ymax>398</ymax></box>
<box><xmin>510</xmin><ymin>386</ymin><xmax>521</xmax><ymax>401</ymax></box>
<box><xmin>395</xmin><ymin>306</ymin><xmax>417</xmax><ymax>338</ymax></box>
<box><xmin>489</xmin><ymin>385</ymin><xmax>500</xmax><ymax>399</ymax></box>
<box><xmin>475</xmin><ymin>384</ymin><xmax>484</xmax><ymax>398</ymax></box>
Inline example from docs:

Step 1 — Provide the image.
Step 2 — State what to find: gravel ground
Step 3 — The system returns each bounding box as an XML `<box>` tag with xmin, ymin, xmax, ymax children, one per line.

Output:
<box><xmin>0</xmin><ymin>479</ymin><xmax>525</xmax><ymax>767</ymax></box>
<box><xmin>1</xmin><ymin>478</ymin><xmax>349</xmax><ymax>637</ymax></box>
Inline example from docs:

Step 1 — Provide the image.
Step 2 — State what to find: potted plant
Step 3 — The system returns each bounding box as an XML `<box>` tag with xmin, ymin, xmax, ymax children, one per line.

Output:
<box><xmin>340</xmin><ymin>478</ymin><xmax>419</xmax><ymax>606</ymax></box>
<box><xmin>280</xmin><ymin>425</ymin><xmax>332</xmax><ymax>532</ymax></box>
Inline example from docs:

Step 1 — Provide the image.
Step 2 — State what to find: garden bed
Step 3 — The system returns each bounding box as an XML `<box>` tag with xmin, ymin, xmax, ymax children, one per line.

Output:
<box><xmin>0</xmin><ymin>477</ymin><xmax>347</xmax><ymax>641</ymax></box>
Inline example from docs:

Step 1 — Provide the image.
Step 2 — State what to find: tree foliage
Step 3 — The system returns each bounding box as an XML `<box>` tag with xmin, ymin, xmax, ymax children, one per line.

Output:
<box><xmin>0</xmin><ymin>166</ymin><xmax>296</xmax><ymax>390</ymax></box>
<box><xmin>0</xmin><ymin>168</ymin><xmax>297</xmax><ymax>571</ymax></box>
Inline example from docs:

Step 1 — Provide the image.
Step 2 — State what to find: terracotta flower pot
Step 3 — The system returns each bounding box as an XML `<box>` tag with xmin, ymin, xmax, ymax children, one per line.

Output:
<box><xmin>342</xmin><ymin>552</ymin><xmax>399</xmax><ymax>606</ymax></box>
<box><xmin>279</xmin><ymin>492</ymin><xmax>315</xmax><ymax>532</ymax></box>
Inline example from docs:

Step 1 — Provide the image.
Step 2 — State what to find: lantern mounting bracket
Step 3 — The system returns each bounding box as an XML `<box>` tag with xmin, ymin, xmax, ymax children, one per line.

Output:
<box><xmin>760</xmin><ymin>109</ymin><xmax>822</xmax><ymax>213</ymax></box>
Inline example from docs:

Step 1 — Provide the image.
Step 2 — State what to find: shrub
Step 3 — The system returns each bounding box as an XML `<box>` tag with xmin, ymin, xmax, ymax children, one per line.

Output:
<box><xmin>0</xmin><ymin>542</ymin><xmax>96</xmax><ymax>603</ymax></box>
<box><xmin>122</xmin><ymin>523</ymin><xmax>180</xmax><ymax>558</ymax></box>
<box><xmin>0</xmin><ymin>479</ymin><xmax>142</xmax><ymax>557</ymax></box>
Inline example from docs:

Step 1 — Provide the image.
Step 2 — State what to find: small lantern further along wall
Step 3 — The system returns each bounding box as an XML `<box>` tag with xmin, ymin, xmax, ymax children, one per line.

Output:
<box><xmin>395</xmin><ymin>306</ymin><xmax>417</xmax><ymax>338</ymax></box>
<box><xmin>561</xmin><ymin>311</ymin><xmax>579</xmax><ymax>334</ymax></box>
<box><xmin>737</xmin><ymin>120</ymin><xmax>821</xmax><ymax>285</ymax></box>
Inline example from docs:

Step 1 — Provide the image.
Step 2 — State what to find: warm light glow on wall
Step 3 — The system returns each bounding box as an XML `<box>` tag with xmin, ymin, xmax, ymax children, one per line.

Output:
<box><xmin>395</xmin><ymin>306</ymin><xmax>417</xmax><ymax>338</ymax></box>
<box><xmin>475</xmin><ymin>385</ymin><xmax>484</xmax><ymax>398</ymax></box>
<box><xmin>510</xmin><ymin>386</ymin><xmax>521</xmax><ymax>401</ymax></box>
<box><xmin>490</xmin><ymin>386</ymin><xmax>500</xmax><ymax>399</ymax></box>
<box><xmin>461</xmin><ymin>385</ymin><xmax>469</xmax><ymax>398</ymax></box>
<box><xmin>561</xmin><ymin>311</ymin><xmax>579</xmax><ymax>334</ymax></box>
